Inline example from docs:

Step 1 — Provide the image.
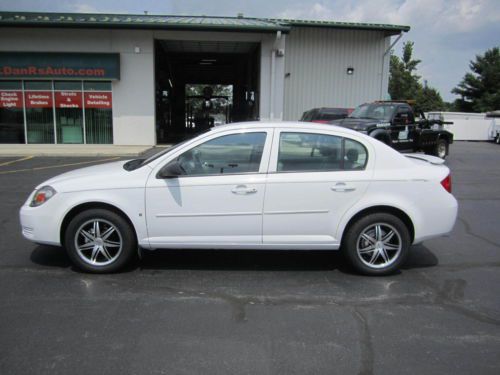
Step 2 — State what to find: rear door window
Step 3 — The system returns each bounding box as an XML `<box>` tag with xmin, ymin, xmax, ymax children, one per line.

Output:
<box><xmin>277</xmin><ymin>132</ymin><xmax>368</xmax><ymax>172</ymax></box>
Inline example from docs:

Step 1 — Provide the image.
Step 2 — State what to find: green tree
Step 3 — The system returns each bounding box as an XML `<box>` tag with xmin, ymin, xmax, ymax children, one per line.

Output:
<box><xmin>414</xmin><ymin>86</ymin><xmax>446</xmax><ymax>113</ymax></box>
<box><xmin>452</xmin><ymin>47</ymin><xmax>500</xmax><ymax>112</ymax></box>
<box><xmin>389</xmin><ymin>41</ymin><xmax>421</xmax><ymax>100</ymax></box>
<box><xmin>389</xmin><ymin>41</ymin><xmax>447</xmax><ymax>112</ymax></box>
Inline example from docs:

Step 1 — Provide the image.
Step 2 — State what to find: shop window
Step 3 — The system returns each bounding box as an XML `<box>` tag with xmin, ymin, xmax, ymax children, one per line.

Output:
<box><xmin>54</xmin><ymin>81</ymin><xmax>82</xmax><ymax>91</ymax></box>
<box><xmin>24</xmin><ymin>81</ymin><xmax>54</xmax><ymax>144</ymax></box>
<box><xmin>84</xmin><ymin>81</ymin><xmax>112</xmax><ymax>91</ymax></box>
<box><xmin>24</xmin><ymin>81</ymin><xmax>52</xmax><ymax>90</ymax></box>
<box><xmin>0</xmin><ymin>80</ymin><xmax>113</xmax><ymax>145</ymax></box>
<box><xmin>84</xmin><ymin>85</ymin><xmax>113</xmax><ymax>144</ymax></box>
<box><xmin>0</xmin><ymin>80</ymin><xmax>24</xmax><ymax>144</ymax></box>
<box><xmin>0</xmin><ymin>81</ymin><xmax>22</xmax><ymax>90</ymax></box>
<box><xmin>55</xmin><ymin>81</ymin><xmax>83</xmax><ymax>144</ymax></box>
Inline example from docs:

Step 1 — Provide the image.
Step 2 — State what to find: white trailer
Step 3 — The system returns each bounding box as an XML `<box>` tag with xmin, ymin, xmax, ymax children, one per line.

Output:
<box><xmin>427</xmin><ymin>112</ymin><xmax>493</xmax><ymax>141</ymax></box>
<box><xmin>486</xmin><ymin>111</ymin><xmax>500</xmax><ymax>144</ymax></box>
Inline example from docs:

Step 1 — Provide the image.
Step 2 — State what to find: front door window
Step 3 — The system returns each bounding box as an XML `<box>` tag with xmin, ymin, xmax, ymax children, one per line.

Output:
<box><xmin>172</xmin><ymin>132</ymin><xmax>267</xmax><ymax>176</ymax></box>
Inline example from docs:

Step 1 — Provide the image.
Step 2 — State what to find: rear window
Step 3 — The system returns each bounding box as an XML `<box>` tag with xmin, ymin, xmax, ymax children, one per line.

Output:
<box><xmin>300</xmin><ymin>110</ymin><xmax>317</xmax><ymax>122</ymax></box>
<box><xmin>301</xmin><ymin>108</ymin><xmax>349</xmax><ymax>122</ymax></box>
<box><xmin>319</xmin><ymin>110</ymin><xmax>348</xmax><ymax>121</ymax></box>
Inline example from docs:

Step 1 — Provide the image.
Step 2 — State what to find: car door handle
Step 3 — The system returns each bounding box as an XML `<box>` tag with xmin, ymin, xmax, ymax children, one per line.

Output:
<box><xmin>331</xmin><ymin>182</ymin><xmax>356</xmax><ymax>192</ymax></box>
<box><xmin>231</xmin><ymin>185</ymin><xmax>257</xmax><ymax>195</ymax></box>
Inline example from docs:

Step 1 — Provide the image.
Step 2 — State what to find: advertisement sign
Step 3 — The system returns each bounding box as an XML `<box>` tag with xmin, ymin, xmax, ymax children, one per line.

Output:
<box><xmin>25</xmin><ymin>91</ymin><xmax>53</xmax><ymax>108</ymax></box>
<box><xmin>55</xmin><ymin>91</ymin><xmax>82</xmax><ymax>109</ymax></box>
<box><xmin>0</xmin><ymin>52</ymin><xmax>120</xmax><ymax>80</ymax></box>
<box><xmin>0</xmin><ymin>91</ymin><xmax>22</xmax><ymax>109</ymax></box>
<box><xmin>84</xmin><ymin>92</ymin><xmax>112</xmax><ymax>109</ymax></box>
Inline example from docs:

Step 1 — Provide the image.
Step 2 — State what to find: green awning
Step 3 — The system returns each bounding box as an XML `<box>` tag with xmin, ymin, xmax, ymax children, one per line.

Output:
<box><xmin>0</xmin><ymin>12</ymin><xmax>290</xmax><ymax>33</ymax></box>
<box><xmin>0</xmin><ymin>11</ymin><xmax>409</xmax><ymax>35</ymax></box>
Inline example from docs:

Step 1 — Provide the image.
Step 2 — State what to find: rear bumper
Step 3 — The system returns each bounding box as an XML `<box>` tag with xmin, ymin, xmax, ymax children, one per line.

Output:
<box><xmin>413</xmin><ymin>193</ymin><xmax>458</xmax><ymax>244</ymax></box>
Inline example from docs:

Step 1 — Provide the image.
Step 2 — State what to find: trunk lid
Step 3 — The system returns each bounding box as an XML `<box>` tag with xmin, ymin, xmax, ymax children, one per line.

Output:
<box><xmin>404</xmin><ymin>153</ymin><xmax>445</xmax><ymax>165</ymax></box>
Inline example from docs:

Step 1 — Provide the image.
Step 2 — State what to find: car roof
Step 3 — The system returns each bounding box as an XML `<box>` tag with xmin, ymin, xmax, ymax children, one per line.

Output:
<box><xmin>211</xmin><ymin>121</ymin><xmax>363</xmax><ymax>137</ymax></box>
<box><xmin>362</xmin><ymin>102</ymin><xmax>401</xmax><ymax>106</ymax></box>
<box><xmin>303</xmin><ymin>107</ymin><xmax>348</xmax><ymax>113</ymax></box>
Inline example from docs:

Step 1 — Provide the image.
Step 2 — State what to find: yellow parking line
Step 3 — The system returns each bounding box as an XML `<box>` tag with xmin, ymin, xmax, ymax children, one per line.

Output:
<box><xmin>0</xmin><ymin>157</ymin><xmax>121</xmax><ymax>175</ymax></box>
<box><xmin>0</xmin><ymin>155</ymin><xmax>34</xmax><ymax>167</ymax></box>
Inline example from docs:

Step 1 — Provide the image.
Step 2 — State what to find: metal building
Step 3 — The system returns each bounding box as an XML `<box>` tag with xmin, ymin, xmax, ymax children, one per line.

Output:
<box><xmin>0</xmin><ymin>12</ymin><xmax>409</xmax><ymax>146</ymax></box>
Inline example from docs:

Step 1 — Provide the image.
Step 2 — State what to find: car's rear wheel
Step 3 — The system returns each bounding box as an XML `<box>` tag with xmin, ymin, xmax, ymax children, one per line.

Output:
<box><xmin>64</xmin><ymin>209</ymin><xmax>137</xmax><ymax>273</ymax></box>
<box><xmin>342</xmin><ymin>213</ymin><xmax>410</xmax><ymax>275</ymax></box>
<box><xmin>428</xmin><ymin>139</ymin><xmax>448</xmax><ymax>159</ymax></box>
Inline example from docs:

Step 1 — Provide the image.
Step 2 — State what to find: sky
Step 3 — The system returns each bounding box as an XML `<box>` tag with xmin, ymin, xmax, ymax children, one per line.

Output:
<box><xmin>1</xmin><ymin>0</ymin><xmax>499</xmax><ymax>101</ymax></box>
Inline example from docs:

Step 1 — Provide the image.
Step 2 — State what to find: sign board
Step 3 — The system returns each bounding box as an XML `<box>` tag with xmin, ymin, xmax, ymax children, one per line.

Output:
<box><xmin>0</xmin><ymin>91</ymin><xmax>22</xmax><ymax>108</ymax></box>
<box><xmin>84</xmin><ymin>92</ymin><xmax>112</xmax><ymax>109</ymax></box>
<box><xmin>25</xmin><ymin>91</ymin><xmax>53</xmax><ymax>108</ymax></box>
<box><xmin>55</xmin><ymin>91</ymin><xmax>82</xmax><ymax>109</ymax></box>
<box><xmin>0</xmin><ymin>52</ymin><xmax>120</xmax><ymax>80</ymax></box>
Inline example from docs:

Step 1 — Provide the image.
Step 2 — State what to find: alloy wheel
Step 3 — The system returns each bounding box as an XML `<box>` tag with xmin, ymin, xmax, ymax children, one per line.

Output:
<box><xmin>356</xmin><ymin>223</ymin><xmax>402</xmax><ymax>269</ymax></box>
<box><xmin>74</xmin><ymin>219</ymin><xmax>123</xmax><ymax>266</ymax></box>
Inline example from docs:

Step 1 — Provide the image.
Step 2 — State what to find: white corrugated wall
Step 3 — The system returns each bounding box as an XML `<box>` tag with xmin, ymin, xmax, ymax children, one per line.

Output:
<box><xmin>283</xmin><ymin>27</ymin><xmax>391</xmax><ymax>120</ymax></box>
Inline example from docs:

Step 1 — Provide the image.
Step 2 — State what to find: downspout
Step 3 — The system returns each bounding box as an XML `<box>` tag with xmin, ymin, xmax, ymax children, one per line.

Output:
<box><xmin>270</xmin><ymin>30</ymin><xmax>281</xmax><ymax>120</ymax></box>
<box><xmin>380</xmin><ymin>32</ymin><xmax>403</xmax><ymax>99</ymax></box>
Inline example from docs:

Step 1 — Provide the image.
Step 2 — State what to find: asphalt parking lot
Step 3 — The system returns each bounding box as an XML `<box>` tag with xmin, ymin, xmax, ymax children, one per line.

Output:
<box><xmin>0</xmin><ymin>142</ymin><xmax>499</xmax><ymax>375</ymax></box>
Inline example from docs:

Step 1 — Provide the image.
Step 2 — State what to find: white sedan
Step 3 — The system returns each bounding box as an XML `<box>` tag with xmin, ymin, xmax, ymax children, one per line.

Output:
<box><xmin>19</xmin><ymin>122</ymin><xmax>458</xmax><ymax>275</ymax></box>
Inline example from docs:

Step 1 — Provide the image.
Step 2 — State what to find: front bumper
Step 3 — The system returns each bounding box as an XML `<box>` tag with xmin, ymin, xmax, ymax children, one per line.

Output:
<box><xmin>19</xmin><ymin>201</ymin><xmax>62</xmax><ymax>246</ymax></box>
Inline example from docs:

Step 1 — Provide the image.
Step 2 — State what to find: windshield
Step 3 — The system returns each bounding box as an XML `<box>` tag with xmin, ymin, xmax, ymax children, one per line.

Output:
<box><xmin>350</xmin><ymin>103</ymin><xmax>396</xmax><ymax>122</ymax></box>
<box><xmin>141</xmin><ymin>139</ymin><xmax>190</xmax><ymax>165</ymax></box>
<box><xmin>123</xmin><ymin>138</ymin><xmax>195</xmax><ymax>171</ymax></box>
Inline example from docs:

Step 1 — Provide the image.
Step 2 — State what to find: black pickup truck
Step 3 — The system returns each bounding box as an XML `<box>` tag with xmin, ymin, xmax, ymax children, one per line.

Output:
<box><xmin>329</xmin><ymin>101</ymin><xmax>453</xmax><ymax>158</ymax></box>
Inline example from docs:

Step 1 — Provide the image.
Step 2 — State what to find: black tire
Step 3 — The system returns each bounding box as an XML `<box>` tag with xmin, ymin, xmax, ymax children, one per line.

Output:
<box><xmin>428</xmin><ymin>138</ymin><xmax>448</xmax><ymax>159</ymax></box>
<box><xmin>495</xmin><ymin>134</ymin><xmax>500</xmax><ymax>144</ymax></box>
<box><xmin>342</xmin><ymin>213</ymin><xmax>411</xmax><ymax>276</ymax></box>
<box><xmin>64</xmin><ymin>209</ymin><xmax>137</xmax><ymax>273</ymax></box>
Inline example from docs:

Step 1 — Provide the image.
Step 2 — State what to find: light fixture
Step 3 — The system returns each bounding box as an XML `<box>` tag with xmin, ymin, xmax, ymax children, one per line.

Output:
<box><xmin>168</xmin><ymin>79</ymin><xmax>173</xmax><ymax>88</ymax></box>
<box><xmin>347</xmin><ymin>67</ymin><xmax>354</xmax><ymax>75</ymax></box>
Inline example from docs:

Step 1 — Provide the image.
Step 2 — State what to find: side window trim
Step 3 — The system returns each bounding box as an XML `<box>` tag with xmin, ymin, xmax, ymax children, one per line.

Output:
<box><xmin>268</xmin><ymin>130</ymin><xmax>368</xmax><ymax>174</ymax></box>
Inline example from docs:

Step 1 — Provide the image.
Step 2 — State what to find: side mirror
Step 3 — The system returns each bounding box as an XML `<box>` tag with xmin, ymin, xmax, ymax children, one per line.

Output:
<box><xmin>157</xmin><ymin>161</ymin><xmax>185</xmax><ymax>179</ymax></box>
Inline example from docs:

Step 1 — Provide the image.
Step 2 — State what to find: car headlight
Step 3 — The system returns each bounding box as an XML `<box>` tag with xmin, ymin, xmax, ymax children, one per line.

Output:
<box><xmin>30</xmin><ymin>186</ymin><xmax>57</xmax><ymax>207</ymax></box>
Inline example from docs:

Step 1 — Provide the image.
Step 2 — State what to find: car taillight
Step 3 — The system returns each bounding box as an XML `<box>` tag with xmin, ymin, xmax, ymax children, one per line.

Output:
<box><xmin>441</xmin><ymin>174</ymin><xmax>452</xmax><ymax>193</ymax></box>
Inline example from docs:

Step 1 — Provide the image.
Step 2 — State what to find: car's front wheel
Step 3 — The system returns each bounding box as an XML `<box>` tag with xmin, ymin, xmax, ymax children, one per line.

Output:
<box><xmin>342</xmin><ymin>213</ymin><xmax>410</xmax><ymax>275</ymax></box>
<box><xmin>64</xmin><ymin>209</ymin><xmax>137</xmax><ymax>273</ymax></box>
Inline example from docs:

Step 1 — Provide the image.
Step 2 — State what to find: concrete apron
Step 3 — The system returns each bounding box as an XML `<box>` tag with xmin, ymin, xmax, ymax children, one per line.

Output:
<box><xmin>0</xmin><ymin>144</ymin><xmax>154</xmax><ymax>157</ymax></box>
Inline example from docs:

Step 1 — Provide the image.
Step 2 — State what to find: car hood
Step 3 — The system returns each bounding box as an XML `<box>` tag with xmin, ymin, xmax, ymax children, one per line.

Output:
<box><xmin>330</xmin><ymin>117</ymin><xmax>387</xmax><ymax>131</ymax></box>
<box><xmin>36</xmin><ymin>160</ymin><xmax>151</xmax><ymax>192</ymax></box>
